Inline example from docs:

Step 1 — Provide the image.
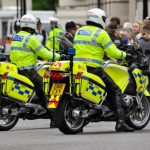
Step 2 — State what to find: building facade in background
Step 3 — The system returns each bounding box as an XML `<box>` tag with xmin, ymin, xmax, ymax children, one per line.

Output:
<box><xmin>0</xmin><ymin>0</ymin><xmax>32</xmax><ymax>10</ymax></box>
<box><xmin>57</xmin><ymin>0</ymin><xmax>150</xmax><ymax>28</ymax></box>
<box><xmin>0</xmin><ymin>0</ymin><xmax>149</xmax><ymax>31</ymax></box>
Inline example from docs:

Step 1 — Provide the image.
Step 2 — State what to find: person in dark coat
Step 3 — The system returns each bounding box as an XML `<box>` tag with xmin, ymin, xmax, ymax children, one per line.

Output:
<box><xmin>60</xmin><ymin>21</ymin><xmax>77</xmax><ymax>54</ymax></box>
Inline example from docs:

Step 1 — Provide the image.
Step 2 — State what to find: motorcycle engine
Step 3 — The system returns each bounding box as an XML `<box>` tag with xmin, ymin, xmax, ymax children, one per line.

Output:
<box><xmin>122</xmin><ymin>95</ymin><xmax>134</xmax><ymax>107</ymax></box>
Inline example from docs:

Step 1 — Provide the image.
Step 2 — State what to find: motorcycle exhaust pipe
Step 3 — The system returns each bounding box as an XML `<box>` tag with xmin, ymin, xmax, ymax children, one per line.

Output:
<box><xmin>2</xmin><ymin>108</ymin><xmax>18</xmax><ymax>116</ymax></box>
<box><xmin>2</xmin><ymin>108</ymin><xmax>12</xmax><ymax>115</ymax></box>
<box><xmin>72</xmin><ymin>109</ymin><xmax>89</xmax><ymax>118</ymax></box>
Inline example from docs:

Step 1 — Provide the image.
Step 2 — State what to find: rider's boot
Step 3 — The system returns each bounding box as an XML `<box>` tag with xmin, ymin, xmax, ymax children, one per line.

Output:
<box><xmin>115</xmin><ymin>109</ymin><xmax>134</xmax><ymax>132</ymax></box>
<box><xmin>35</xmin><ymin>96</ymin><xmax>49</xmax><ymax>116</ymax></box>
<box><xmin>50</xmin><ymin>119</ymin><xmax>57</xmax><ymax>128</ymax></box>
<box><xmin>40</xmin><ymin>96</ymin><xmax>57</xmax><ymax>128</ymax></box>
<box><xmin>114</xmin><ymin>95</ymin><xmax>134</xmax><ymax>132</ymax></box>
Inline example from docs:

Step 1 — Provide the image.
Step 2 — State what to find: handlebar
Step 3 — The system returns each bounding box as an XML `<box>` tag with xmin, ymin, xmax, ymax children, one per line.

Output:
<box><xmin>36</xmin><ymin>61</ymin><xmax>51</xmax><ymax>72</ymax></box>
<box><xmin>102</xmin><ymin>59</ymin><xmax>118</xmax><ymax>69</ymax></box>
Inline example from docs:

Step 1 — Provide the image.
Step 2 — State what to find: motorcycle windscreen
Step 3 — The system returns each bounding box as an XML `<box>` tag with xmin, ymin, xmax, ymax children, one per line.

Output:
<box><xmin>77</xmin><ymin>72</ymin><xmax>106</xmax><ymax>104</ymax></box>
<box><xmin>104</xmin><ymin>64</ymin><xmax>129</xmax><ymax>93</ymax></box>
<box><xmin>2</xmin><ymin>72</ymin><xmax>34</xmax><ymax>102</ymax></box>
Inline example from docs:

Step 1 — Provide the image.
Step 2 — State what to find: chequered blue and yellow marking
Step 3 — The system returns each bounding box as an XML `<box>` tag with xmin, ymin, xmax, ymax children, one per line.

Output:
<box><xmin>12</xmin><ymin>84</ymin><xmax>31</xmax><ymax>98</ymax></box>
<box><xmin>86</xmin><ymin>82</ymin><xmax>103</xmax><ymax>98</ymax></box>
<box><xmin>133</xmin><ymin>72</ymin><xmax>145</xmax><ymax>85</ymax></box>
<box><xmin>132</xmin><ymin>68</ymin><xmax>149</xmax><ymax>94</ymax></box>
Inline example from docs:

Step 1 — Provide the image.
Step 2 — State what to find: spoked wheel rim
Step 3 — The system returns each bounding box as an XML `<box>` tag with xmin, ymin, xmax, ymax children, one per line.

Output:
<box><xmin>0</xmin><ymin>113</ymin><xmax>18</xmax><ymax>127</ymax></box>
<box><xmin>64</xmin><ymin>101</ymin><xmax>85</xmax><ymax>130</ymax></box>
<box><xmin>129</xmin><ymin>96</ymin><xmax>150</xmax><ymax>127</ymax></box>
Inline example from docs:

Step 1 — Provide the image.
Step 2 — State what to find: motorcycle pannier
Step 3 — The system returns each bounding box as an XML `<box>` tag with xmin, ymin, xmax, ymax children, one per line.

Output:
<box><xmin>0</xmin><ymin>62</ymin><xmax>18</xmax><ymax>75</ymax></box>
<box><xmin>2</xmin><ymin>72</ymin><xmax>34</xmax><ymax>102</ymax></box>
<box><xmin>38</xmin><ymin>65</ymin><xmax>50</xmax><ymax>95</ymax></box>
<box><xmin>76</xmin><ymin>72</ymin><xmax>106</xmax><ymax>104</ymax></box>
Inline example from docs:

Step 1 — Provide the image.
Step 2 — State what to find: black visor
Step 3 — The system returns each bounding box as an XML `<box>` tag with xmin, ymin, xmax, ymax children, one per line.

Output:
<box><xmin>102</xmin><ymin>16</ymin><xmax>107</xmax><ymax>23</ymax></box>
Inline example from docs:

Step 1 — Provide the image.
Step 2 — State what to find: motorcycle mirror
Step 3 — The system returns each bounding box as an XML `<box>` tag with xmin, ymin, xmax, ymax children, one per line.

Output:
<box><xmin>114</xmin><ymin>40</ymin><xmax>121</xmax><ymax>46</ymax></box>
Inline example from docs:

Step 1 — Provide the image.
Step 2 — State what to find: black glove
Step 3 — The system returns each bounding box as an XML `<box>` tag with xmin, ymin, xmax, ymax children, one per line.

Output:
<box><xmin>60</xmin><ymin>54</ymin><xmax>68</xmax><ymax>60</ymax></box>
<box><xmin>126</xmin><ymin>52</ymin><xmax>134</xmax><ymax>62</ymax></box>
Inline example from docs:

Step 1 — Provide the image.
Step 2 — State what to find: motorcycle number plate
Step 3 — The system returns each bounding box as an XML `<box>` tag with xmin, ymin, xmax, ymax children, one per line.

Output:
<box><xmin>50</xmin><ymin>83</ymin><xmax>66</xmax><ymax>96</ymax></box>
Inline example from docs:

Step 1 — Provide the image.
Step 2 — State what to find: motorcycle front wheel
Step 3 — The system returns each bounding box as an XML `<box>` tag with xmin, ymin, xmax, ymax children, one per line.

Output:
<box><xmin>56</xmin><ymin>95</ymin><xmax>86</xmax><ymax>134</ymax></box>
<box><xmin>126</xmin><ymin>95</ymin><xmax>150</xmax><ymax>130</ymax></box>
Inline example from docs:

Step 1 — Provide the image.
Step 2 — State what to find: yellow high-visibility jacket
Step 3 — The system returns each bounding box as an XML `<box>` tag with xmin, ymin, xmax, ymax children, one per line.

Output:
<box><xmin>73</xmin><ymin>25</ymin><xmax>126</xmax><ymax>68</ymax></box>
<box><xmin>46</xmin><ymin>28</ymin><xmax>64</xmax><ymax>51</ymax></box>
<box><xmin>10</xmin><ymin>31</ymin><xmax>60</xmax><ymax>68</ymax></box>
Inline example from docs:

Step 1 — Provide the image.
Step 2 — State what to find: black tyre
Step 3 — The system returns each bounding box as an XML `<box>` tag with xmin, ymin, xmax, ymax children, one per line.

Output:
<box><xmin>126</xmin><ymin>95</ymin><xmax>150</xmax><ymax>130</ymax></box>
<box><xmin>56</xmin><ymin>96</ymin><xmax>86</xmax><ymax>134</ymax></box>
<box><xmin>0</xmin><ymin>107</ymin><xmax>19</xmax><ymax>131</ymax></box>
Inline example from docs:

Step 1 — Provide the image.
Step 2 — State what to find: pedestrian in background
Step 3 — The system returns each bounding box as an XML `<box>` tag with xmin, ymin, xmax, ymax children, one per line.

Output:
<box><xmin>109</xmin><ymin>17</ymin><xmax>121</xmax><ymax>28</ymax></box>
<box><xmin>138</xmin><ymin>19</ymin><xmax>150</xmax><ymax>92</ymax></box>
<box><xmin>35</xmin><ymin>17</ymin><xmax>47</xmax><ymax>47</ymax></box>
<box><xmin>138</xmin><ymin>19</ymin><xmax>150</xmax><ymax>54</ymax></box>
<box><xmin>60</xmin><ymin>20</ymin><xmax>77</xmax><ymax>54</ymax></box>
<box><xmin>121</xmin><ymin>22</ymin><xmax>133</xmax><ymax>45</ymax></box>
<box><xmin>107</xmin><ymin>22</ymin><xmax>120</xmax><ymax>42</ymax></box>
<box><xmin>133</xmin><ymin>21</ymin><xmax>142</xmax><ymax>40</ymax></box>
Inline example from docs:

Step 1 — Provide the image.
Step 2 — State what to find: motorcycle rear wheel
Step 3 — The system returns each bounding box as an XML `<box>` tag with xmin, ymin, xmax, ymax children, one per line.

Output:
<box><xmin>56</xmin><ymin>95</ymin><xmax>86</xmax><ymax>134</ymax></box>
<box><xmin>126</xmin><ymin>95</ymin><xmax>150</xmax><ymax>130</ymax></box>
<box><xmin>0</xmin><ymin>107</ymin><xmax>19</xmax><ymax>131</ymax></box>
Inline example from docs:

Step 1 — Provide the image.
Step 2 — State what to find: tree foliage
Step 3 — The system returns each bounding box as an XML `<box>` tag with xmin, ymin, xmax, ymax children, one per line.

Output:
<box><xmin>32</xmin><ymin>0</ymin><xmax>58</xmax><ymax>10</ymax></box>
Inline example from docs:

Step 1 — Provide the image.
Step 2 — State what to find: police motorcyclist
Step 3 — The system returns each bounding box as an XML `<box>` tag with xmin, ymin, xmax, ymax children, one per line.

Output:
<box><xmin>73</xmin><ymin>8</ymin><xmax>134</xmax><ymax>132</ymax></box>
<box><xmin>46</xmin><ymin>17</ymin><xmax>64</xmax><ymax>52</ymax></box>
<box><xmin>10</xmin><ymin>14</ymin><xmax>60</xmax><ymax>115</ymax></box>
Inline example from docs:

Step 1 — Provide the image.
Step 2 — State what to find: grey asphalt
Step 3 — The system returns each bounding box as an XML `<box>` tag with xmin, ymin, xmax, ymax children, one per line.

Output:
<box><xmin>0</xmin><ymin>119</ymin><xmax>149</xmax><ymax>150</ymax></box>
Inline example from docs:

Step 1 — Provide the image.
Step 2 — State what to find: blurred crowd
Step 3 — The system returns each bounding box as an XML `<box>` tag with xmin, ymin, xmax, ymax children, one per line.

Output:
<box><xmin>106</xmin><ymin>16</ymin><xmax>150</xmax><ymax>53</ymax></box>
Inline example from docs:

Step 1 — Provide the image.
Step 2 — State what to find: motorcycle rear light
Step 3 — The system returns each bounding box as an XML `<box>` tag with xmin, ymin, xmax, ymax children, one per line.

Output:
<box><xmin>75</xmin><ymin>71</ymin><xmax>83</xmax><ymax>79</ymax></box>
<box><xmin>50</xmin><ymin>72</ymin><xmax>69</xmax><ymax>80</ymax></box>
<box><xmin>2</xmin><ymin>72</ymin><xmax>8</xmax><ymax>79</ymax></box>
<box><xmin>43</xmin><ymin>70</ymin><xmax>51</xmax><ymax>78</ymax></box>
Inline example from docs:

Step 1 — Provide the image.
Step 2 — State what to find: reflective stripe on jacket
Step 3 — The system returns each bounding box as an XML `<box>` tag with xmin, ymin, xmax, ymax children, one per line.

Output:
<box><xmin>10</xmin><ymin>31</ymin><xmax>60</xmax><ymax>68</ymax></box>
<box><xmin>73</xmin><ymin>25</ymin><xmax>126</xmax><ymax>68</ymax></box>
<box><xmin>46</xmin><ymin>28</ymin><xmax>64</xmax><ymax>51</ymax></box>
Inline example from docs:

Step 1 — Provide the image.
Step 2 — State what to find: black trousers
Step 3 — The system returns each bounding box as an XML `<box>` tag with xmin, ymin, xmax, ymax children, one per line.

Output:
<box><xmin>19</xmin><ymin>69</ymin><xmax>48</xmax><ymax>108</ymax></box>
<box><xmin>87</xmin><ymin>66</ymin><xmax>124</xmax><ymax>121</ymax></box>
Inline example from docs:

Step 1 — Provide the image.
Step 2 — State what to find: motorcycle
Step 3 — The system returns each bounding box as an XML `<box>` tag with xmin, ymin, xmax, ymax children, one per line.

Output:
<box><xmin>0</xmin><ymin>55</ymin><xmax>53</xmax><ymax>131</ymax></box>
<box><xmin>48</xmin><ymin>47</ymin><xmax>150</xmax><ymax>134</ymax></box>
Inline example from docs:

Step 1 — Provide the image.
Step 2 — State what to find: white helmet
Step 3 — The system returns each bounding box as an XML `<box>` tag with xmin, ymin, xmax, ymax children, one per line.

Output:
<box><xmin>86</xmin><ymin>8</ymin><xmax>107</xmax><ymax>29</ymax></box>
<box><xmin>49</xmin><ymin>16</ymin><xmax>58</xmax><ymax>23</ymax></box>
<box><xmin>20</xmin><ymin>14</ymin><xmax>36</xmax><ymax>30</ymax></box>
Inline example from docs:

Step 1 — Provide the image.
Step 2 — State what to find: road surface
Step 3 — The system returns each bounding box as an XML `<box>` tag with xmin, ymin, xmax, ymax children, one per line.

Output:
<box><xmin>0</xmin><ymin>119</ymin><xmax>149</xmax><ymax>150</ymax></box>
